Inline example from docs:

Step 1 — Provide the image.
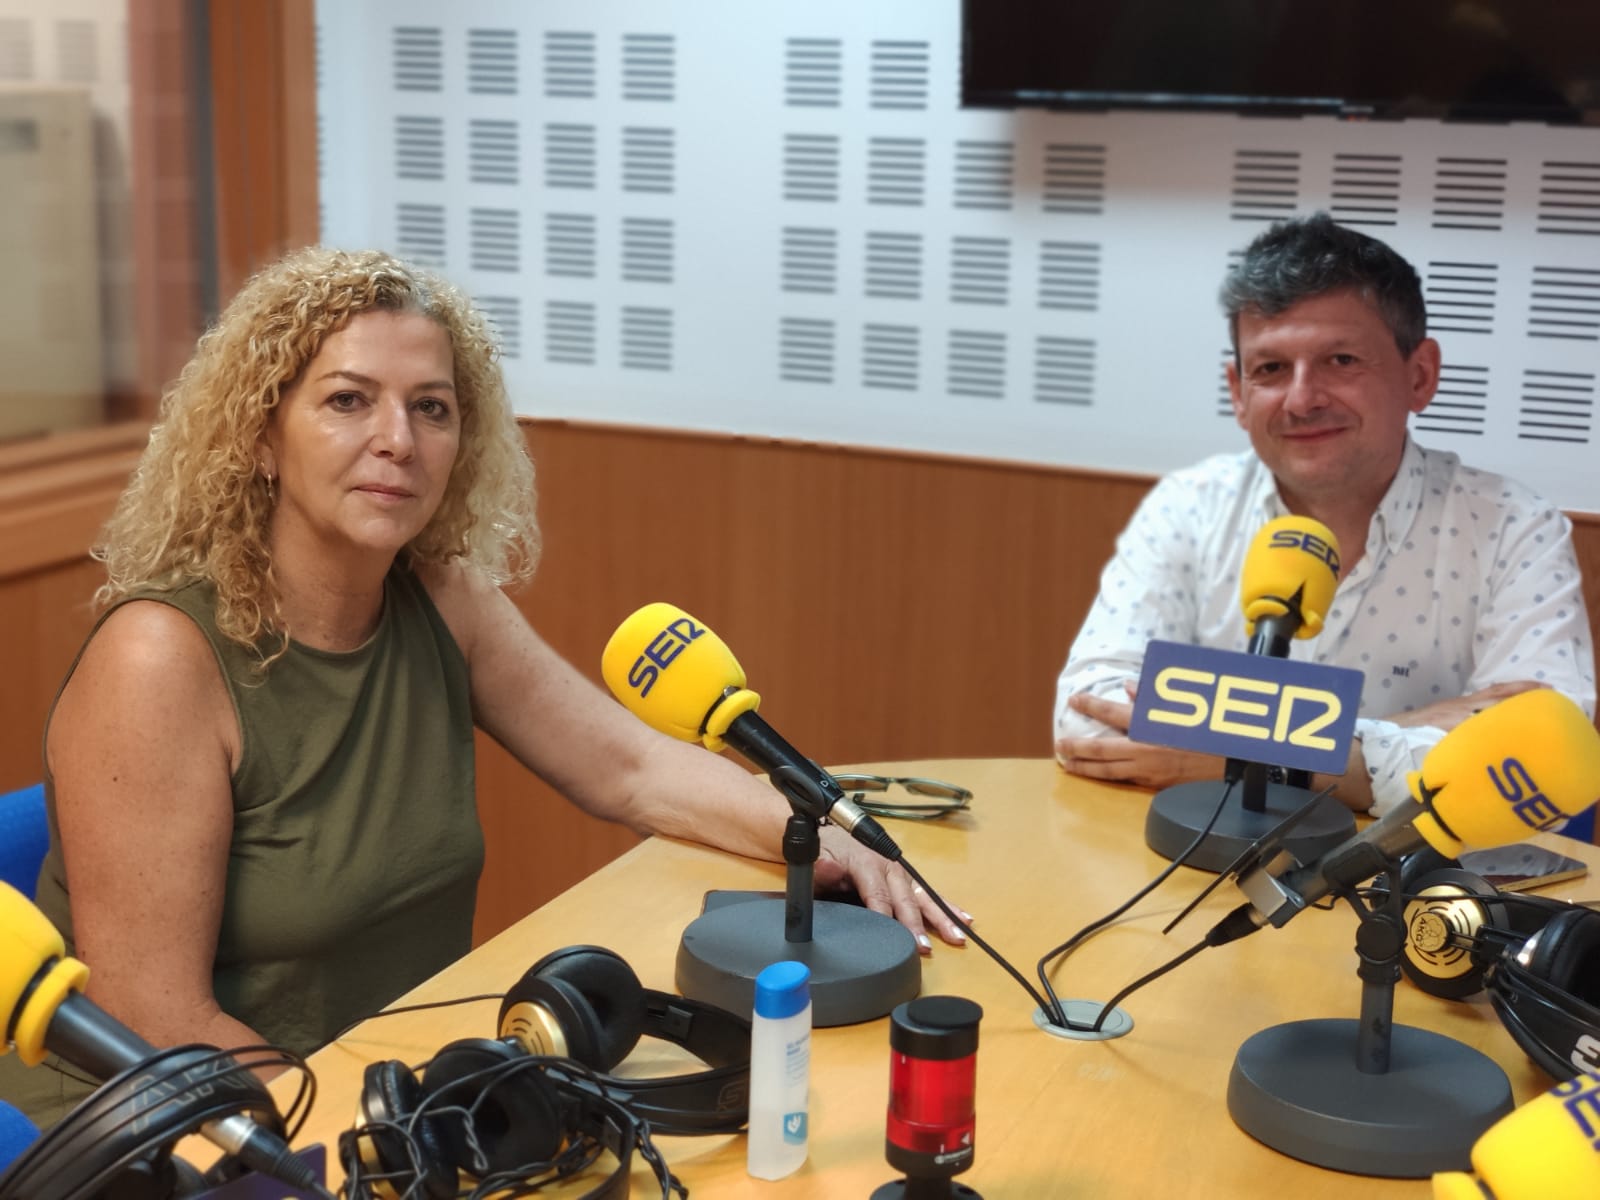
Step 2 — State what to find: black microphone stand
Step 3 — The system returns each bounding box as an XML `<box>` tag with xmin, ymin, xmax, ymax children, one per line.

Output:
<box><xmin>674</xmin><ymin>776</ymin><xmax>921</xmax><ymax>1027</ymax></box>
<box><xmin>1226</xmin><ymin>863</ymin><xmax>1514</xmax><ymax>1176</ymax></box>
<box><xmin>1235</xmin><ymin>620</ymin><xmax>1311</xmax><ymax>818</ymax></box>
<box><xmin>783</xmin><ymin>812</ymin><xmax>817</xmax><ymax>943</ymax></box>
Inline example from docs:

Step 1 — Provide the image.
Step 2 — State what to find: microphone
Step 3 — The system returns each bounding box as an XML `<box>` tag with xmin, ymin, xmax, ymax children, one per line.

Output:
<box><xmin>601</xmin><ymin>603</ymin><xmax>901</xmax><ymax>862</ymax></box>
<box><xmin>1218</xmin><ymin>516</ymin><xmax>1343</xmax><ymax>794</ymax></box>
<box><xmin>1432</xmin><ymin>1070</ymin><xmax>1600</xmax><ymax>1200</ymax></box>
<box><xmin>1138</xmin><ymin>515</ymin><xmax>1358</xmax><ymax>873</ymax></box>
<box><xmin>1214</xmin><ymin>689</ymin><xmax>1600</xmax><ymax>941</ymax></box>
<box><xmin>0</xmin><ymin>881</ymin><xmax>331</xmax><ymax>1199</ymax></box>
<box><xmin>1238</xmin><ymin>515</ymin><xmax>1341</xmax><ymax>657</ymax></box>
<box><xmin>1136</xmin><ymin>515</ymin><xmax>1351</xmax><ymax>873</ymax></box>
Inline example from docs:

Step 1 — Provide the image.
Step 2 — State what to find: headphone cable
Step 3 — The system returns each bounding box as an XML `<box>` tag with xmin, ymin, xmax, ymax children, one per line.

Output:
<box><xmin>1087</xmin><ymin>935</ymin><xmax>1214</xmax><ymax>1033</ymax></box>
<box><xmin>1035</xmin><ymin>776</ymin><xmax>1238</xmax><ymax>1028</ymax></box>
<box><xmin>1068</xmin><ymin>779</ymin><xmax>1347</xmax><ymax>1032</ymax></box>
<box><xmin>328</xmin><ymin>993</ymin><xmax>507</xmax><ymax>1044</ymax></box>
<box><xmin>418</xmin><ymin>1054</ymin><xmax>685</xmax><ymax>1200</ymax></box>
<box><xmin>897</xmin><ymin>857</ymin><xmax>1060</xmax><ymax>1022</ymax></box>
<box><xmin>899</xmin><ymin>777</ymin><xmax>1241</xmax><ymax>1034</ymax></box>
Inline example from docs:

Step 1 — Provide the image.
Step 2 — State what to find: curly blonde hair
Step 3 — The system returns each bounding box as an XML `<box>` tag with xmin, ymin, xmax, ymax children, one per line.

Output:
<box><xmin>96</xmin><ymin>247</ymin><xmax>540</xmax><ymax>654</ymax></box>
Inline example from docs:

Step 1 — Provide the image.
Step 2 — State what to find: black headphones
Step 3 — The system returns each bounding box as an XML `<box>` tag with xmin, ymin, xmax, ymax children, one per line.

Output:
<box><xmin>1398</xmin><ymin>851</ymin><xmax>1600</xmax><ymax>1082</ymax></box>
<box><xmin>0</xmin><ymin>1045</ymin><xmax>304</xmax><ymax>1200</ymax></box>
<box><xmin>345</xmin><ymin>945</ymin><xmax>750</xmax><ymax>1199</ymax></box>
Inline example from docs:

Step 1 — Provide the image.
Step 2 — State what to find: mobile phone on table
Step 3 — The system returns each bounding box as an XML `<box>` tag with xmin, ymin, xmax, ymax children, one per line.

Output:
<box><xmin>1458</xmin><ymin>844</ymin><xmax>1588</xmax><ymax>892</ymax></box>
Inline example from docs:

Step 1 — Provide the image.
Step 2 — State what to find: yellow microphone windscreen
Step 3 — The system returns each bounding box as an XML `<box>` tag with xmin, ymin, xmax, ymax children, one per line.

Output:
<box><xmin>1433</xmin><ymin>1072</ymin><xmax>1600</xmax><ymax>1200</ymax></box>
<box><xmin>0</xmin><ymin>880</ymin><xmax>88</xmax><ymax>1065</ymax></box>
<box><xmin>1429</xmin><ymin>1175</ymin><xmax>1487</xmax><ymax>1200</ymax></box>
<box><xmin>1239</xmin><ymin>516</ymin><xmax>1341</xmax><ymax>639</ymax></box>
<box><xmin>1</xmin><ymin>879</ymin><xmax>65</xmax><ymax>1026</ymax></box>
<box><xmin>1410</xmin><ymin>689</ymin><xmax>1600</xmax><ymax>857</ymax></box>
<box><xmin>601</xmin><ymin>602</ymin><xmax>752</xmax><ymax>747</ymax></box>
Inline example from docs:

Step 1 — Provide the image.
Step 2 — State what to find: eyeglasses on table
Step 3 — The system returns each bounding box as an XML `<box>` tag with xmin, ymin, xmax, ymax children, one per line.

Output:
<box><xmin>829</xmin><ymin>773</ymin><xmax>973</xmax><ymax>821</ymax></box>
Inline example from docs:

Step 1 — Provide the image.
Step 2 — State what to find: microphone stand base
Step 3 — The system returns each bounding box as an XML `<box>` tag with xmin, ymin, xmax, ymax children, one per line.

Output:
<box><xmin>1228</xmin><ymin>1018</ymin><xmax>1513</xmax><ymax>1177</ymax></box>
<box><xmin>676</xmin><ymin>897</ymin><xmax>920</xmax><ymax>1026</ymax></box>
<box><xmin>1145</xmin><ymin>781</ymin><xmax>1354</xmax><ymax>873</ymax></box>
<box><xmin>871</xmin><ymin>1179</ymin><xmax>982</xmax><ymax>1200</ymax></box>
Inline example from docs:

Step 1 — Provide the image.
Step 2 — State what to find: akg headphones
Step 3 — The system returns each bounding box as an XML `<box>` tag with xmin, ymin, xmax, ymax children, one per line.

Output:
<box><xmin>1398</xmin><ymin>851</ymin><xmax>1600</xmax><ymax>1082</ymax></box>
<box><xmin>346</xmin><ymin>945</ymin><xmax>750</xmax><ymax>1199</ymax></box>
<box><xmin>0</xmin><ymin>1044</ymin><xmax>306</xmax><ymax>1200</ymax></box>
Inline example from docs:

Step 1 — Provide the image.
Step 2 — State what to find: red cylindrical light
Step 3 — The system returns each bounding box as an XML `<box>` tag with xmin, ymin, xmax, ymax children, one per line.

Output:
<box><xmin>884</xmin><ymin>996</ymin><xmax>982</xmax><ymax>1182</ymax></box>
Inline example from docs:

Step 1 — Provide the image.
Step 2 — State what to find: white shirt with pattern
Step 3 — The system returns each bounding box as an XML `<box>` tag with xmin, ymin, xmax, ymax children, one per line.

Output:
<box><xmin>1054</xmin><ymin>439</ymin><xmax>1597</xmax><ymax>815</ymax></box>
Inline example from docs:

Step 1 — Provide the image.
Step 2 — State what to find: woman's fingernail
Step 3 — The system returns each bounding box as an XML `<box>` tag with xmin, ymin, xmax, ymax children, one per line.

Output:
<box><xmin>917</xmin><ymin>934</ymin><xmax>932</xmax><ymax>951</ymax></box>
<box><xmin>959</xmin><ymin>910</ymin><xmax>974</xmax><ymax>922</ymax></box>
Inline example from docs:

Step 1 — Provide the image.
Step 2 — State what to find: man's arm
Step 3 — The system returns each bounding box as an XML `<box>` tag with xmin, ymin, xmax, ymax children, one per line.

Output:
<box><xmin>1311</xmin><ymin>680</ymin><xmax>1548</xmax><ymax>813</ymax></box>
<box><xmin>1350</xmin><ymin>502</ymin><xmax>1595</xmax><ymax>816</ymax></box>
<box><xmin>1056</xmin><ymin>464</ymin><xmax>1241</xmax><ymax>784</ymax></box>
<box><xmin>1462</xmin><ymin>504</ymin><xmax>1595</xmax><ymax>714</ymax></box>
<box><xmin>1049</xmin><ymin>480</ymin><xmax>1209</xmax><ymax>752</ymax></box>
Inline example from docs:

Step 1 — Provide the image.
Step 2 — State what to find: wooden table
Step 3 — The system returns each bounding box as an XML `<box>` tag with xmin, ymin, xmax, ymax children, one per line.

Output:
<box><xmin>279</xmin><ymin>760</ymin><xmax>1597</xmax><ymax>1198</ymax></box>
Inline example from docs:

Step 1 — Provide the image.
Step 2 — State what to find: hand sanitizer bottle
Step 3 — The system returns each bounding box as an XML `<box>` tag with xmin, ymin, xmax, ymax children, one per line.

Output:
<box><xmin>747</xmin><ymin>960</ymin><xmax>811</xmax><ymax>1180</ymax></box>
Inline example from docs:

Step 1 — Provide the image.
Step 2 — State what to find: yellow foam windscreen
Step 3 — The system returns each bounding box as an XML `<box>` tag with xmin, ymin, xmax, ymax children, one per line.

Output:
<box><xmin>600</xmin><ymin>602</ymin><xmax>760</xmax><ymax>751</ymax></box>
<box><xmin>1429</xmin><ymin>1177</ymin><xmax>1488</xmax><ymax>1200</ymax></box>
<box><xmin>1432</xmin><ymin>1071</ymin><xmax>1600</xmax><ymax>1200</ymax></box>
<box><xmin>0</xmin><ymin>879</ymin><xmax>89</xmax><ymax>1065</ymax></box>
<box><xmin>1409</xmin><ymin>688</ymin><xmax>1600</xmax><ymax>858</ymax></box>
<box><xmin>1238</xmin><ymin>516</ymin><xmax>1341</xmax><ymax>639</ymax></box>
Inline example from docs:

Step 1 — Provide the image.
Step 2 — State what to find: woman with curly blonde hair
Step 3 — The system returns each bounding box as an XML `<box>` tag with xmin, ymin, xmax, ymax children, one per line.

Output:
<box><xmin>97</xmin><ymin>246</ymin><xmax>539</xmax><ymax>658</ymax></box>
<box><xmin>3</xmin><ymin>248</ymin><xmax>961</xmax><ymax>1128</ymax></box>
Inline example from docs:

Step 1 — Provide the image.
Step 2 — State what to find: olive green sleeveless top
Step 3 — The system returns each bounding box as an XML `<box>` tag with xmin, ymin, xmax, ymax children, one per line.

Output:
<box><xmin>33</xmin><ymin>567</ymin><xmax>482</xmax><ymax>1057</ymax></box>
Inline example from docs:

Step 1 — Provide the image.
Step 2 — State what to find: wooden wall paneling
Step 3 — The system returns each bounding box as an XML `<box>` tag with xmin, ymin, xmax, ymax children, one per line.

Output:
<box><xmin>0</xmin><ymin>426</ymin><xmax>145</xmax><ymax>792</ymax></box>
<box><xmin>0</xmin><ymin>417</ymin><xmax>1592</xmax><ymax>939</ymax></box>
<box><xmin>1575</xmin><ymin>515</ymin><xmax>1600</xmax><ymax>656</ymax></box>
<box><xmin>467</xmin><ymin>422</ymin><xmax>1154</xmax><ymax>941</ymax></box>
<box><xmin>275</xmin><ymin>0</ymin><xmax>320</xmax><ymax>250</ymax></box>
<box><xmin>126</xmin><ymin>0</ymin><xmax>209</xmax><ymax>421</ymax></box>
<box><xmin>0</xmin><ymin>582</ymin><xmax>37</xmax><ymax>792</ymax></box>
<box><xmin>470</xmin><ymin>734</ymin><xmax>643</xmax><ymax>947</ymax></box>
<box><xmin>0</xmin><ymin>430</ymin><xmax>145</xmax><ymax>576</ymax></box>
<box><xmin>207</xmin><ymin>0</ymin><xmax>318</xmax><ymax>302</ymax></box>
<box><xmin>520</xmin><ymin>421</ymin><xmax>1154</xmax><ymax>760</ymax></box>
<box><xmin>0</xmin><ymin>558</ymin><xmax>105</xmax><ymax>793</ymax></box>
<box><xmin>466</xmin><ymin>423</ymin><xmax>1600</xmax><ymax>943</ymax></box>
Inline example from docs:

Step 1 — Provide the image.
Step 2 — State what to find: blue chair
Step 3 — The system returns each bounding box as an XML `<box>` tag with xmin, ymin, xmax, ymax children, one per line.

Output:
<box><xmin>0</xmin><ymin>783</ymin><xmax>47</xmax><ymax>899</ymax></box>
<box><xmin>0</xmin><ymin>787</ymin><xmax>47</xmax><ymax>1171</ymax></box>
<box><xmin>0</xmin><ymin>1100</ymin><xmax>38</xmax><ymax>1173</ymax></box>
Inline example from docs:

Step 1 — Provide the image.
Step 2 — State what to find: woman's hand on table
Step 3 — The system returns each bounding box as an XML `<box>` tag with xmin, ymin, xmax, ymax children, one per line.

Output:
<box><xmin>815</xmin><ymin>824</ymin><xmax>970</xmax><ymax>954</ymax></box>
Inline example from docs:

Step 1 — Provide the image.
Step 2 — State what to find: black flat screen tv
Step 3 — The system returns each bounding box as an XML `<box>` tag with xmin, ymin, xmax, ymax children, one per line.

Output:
<box><xmin>961</xmin><ymin>1</ymin><xmax>1600</xmax><ymax>123</ymax></box>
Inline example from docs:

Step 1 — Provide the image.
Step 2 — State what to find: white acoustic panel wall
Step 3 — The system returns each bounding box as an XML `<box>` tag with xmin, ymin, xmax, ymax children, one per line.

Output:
<box><xmin>316</xmin><ymin>0</ymin><xmax>1600</xmax><ymax>512</ymax></box>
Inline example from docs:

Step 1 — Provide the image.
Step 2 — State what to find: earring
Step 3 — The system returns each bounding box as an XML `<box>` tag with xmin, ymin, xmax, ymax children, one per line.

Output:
<box><xmin>263</xmin><ymin>473</ymin><xmax>277</xmax><ymax>505</ymax></box>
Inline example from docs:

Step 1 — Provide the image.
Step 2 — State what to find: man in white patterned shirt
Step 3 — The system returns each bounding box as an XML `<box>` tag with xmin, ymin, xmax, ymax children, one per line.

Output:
<box><xmin>1054</xmin><ymin>214</ymin><xmax>1596</xmax><ymax>815</ymax></box>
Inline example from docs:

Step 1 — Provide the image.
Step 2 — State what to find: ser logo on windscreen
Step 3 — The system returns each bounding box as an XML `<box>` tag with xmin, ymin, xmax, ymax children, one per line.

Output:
<box><xmin>627</xmin><ymin>617</ymin><xmax>704</xmax><ymax>697</ymax></box>
<box><xmin>1487</xmin><ymin>757</ymin><xmax>1567</xmax><ymax>833</ymax></box>
<box><xmin>1269</xmin><ymin>527</ymin><xmax>1341</xmax><ymax>575</ymax></box>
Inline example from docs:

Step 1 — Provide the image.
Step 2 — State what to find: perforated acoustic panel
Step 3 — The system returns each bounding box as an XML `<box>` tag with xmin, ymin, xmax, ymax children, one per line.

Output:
<box><xmin>317</xmin><ymin>0</ymin><xmax>1600</xmax><ymax>512</ymax></box>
